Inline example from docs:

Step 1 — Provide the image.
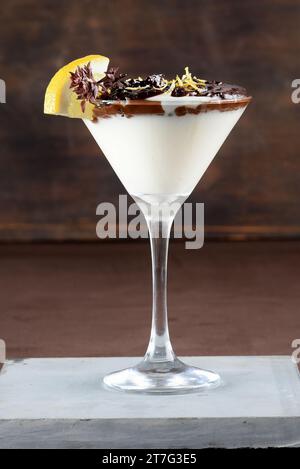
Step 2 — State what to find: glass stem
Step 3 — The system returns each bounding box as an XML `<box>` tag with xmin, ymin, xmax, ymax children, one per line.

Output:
<box><xmin>144</xmin><ymin>213</ymin><xmax>176</xmax><ymax>364</ymax></box>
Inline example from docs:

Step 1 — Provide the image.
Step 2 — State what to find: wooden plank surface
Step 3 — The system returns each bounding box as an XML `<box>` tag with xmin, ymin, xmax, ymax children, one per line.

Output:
<box><xmin>0</xmin><ymin>241</ymin><xmax>299</xmax><ymax>358</ymax></box>
<box><xmin>0</xmin><ymin>0</ymin><xmax>300</xmax><ymax>240</ymax></box>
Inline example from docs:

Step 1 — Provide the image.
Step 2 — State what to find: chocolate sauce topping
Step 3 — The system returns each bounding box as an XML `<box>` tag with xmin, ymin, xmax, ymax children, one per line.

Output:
<box><xmin>93</xmin><ymin>101</ymin><xmax>165</xmax><ymax>119</ymax></box>
<box><xmin>92</xmin><ymin>97</ymin><xmax>251</xmax><ymax>121</ymax></box>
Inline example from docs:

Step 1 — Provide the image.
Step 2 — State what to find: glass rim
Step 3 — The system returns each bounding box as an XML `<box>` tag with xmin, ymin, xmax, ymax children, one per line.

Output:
<box><xmin>97</xmin><ymin>96</ymin><xmax>252</xmax><ymax>106</ymax></box>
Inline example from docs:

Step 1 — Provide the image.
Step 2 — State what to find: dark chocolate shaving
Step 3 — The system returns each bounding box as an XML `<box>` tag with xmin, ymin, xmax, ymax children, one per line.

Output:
<box><xmin>200</xmin><ymin>81</ymin><xmax>248</xmax><ymax>100</ymax></box>
<box><xmin>70</xmin><ymin>63</ymin><xmax>248</xmax><ymax>110</ymax></box>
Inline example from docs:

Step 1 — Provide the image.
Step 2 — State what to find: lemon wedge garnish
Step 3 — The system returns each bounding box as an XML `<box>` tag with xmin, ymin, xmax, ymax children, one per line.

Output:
<box><xmin>44</xmin><ymin>54</ymin><xmax>109</xmax><ymax>119</ymax></box>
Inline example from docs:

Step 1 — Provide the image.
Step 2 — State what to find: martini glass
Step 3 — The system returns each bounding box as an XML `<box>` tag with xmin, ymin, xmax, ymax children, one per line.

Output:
<box><xmin>85</xmin><ymin>96</ymin><xmax>251</xmax><ymax>393</ymax></box>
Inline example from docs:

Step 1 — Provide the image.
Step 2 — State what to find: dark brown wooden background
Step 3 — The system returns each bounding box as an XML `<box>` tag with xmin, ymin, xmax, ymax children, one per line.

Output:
<box><xmin>1</xmin><ymin>0</ymin><xmax>300</xmax><ymax>241</ymax></box>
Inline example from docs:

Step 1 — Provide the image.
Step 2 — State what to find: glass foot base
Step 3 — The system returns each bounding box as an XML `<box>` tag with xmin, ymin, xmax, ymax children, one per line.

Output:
<box><xmin>103</xmin><ymin>358</ymin><xmax>221</xmax><ymax>394</ymax></box>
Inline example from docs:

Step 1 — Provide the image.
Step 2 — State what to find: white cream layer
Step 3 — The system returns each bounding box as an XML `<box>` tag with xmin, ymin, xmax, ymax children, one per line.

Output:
<box><xmin>84</xmin><ymin>103</ymin><xmax>246</xmax><ymax>196</ymax></box>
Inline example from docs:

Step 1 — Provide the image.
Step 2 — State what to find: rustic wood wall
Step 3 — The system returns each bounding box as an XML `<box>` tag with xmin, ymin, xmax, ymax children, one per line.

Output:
<box><xmin>0</xmin><ymin>0</ymin><xmax>300</xmax><ymax>241</ymax></box>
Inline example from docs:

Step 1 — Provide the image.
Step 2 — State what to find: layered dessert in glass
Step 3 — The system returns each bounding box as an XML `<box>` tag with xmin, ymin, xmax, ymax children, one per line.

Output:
<box><xmin>44</xmin><ymin>55</ymin><xmax>251</xmax><ymax>393</ymax></box>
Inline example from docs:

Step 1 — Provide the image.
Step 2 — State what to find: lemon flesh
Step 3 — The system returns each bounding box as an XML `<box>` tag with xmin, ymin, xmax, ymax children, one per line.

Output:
<box><xmin>44</xmin><ymin>55</ymin><xmax>109</xmax><ymax>120</ymax></box>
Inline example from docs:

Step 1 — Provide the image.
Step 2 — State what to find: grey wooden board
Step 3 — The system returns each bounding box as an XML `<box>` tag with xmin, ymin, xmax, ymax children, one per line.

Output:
<box><xmin>0</xmin><ymin>356</ymin><xmax>299</xmax><ymax>448</ymax></box>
